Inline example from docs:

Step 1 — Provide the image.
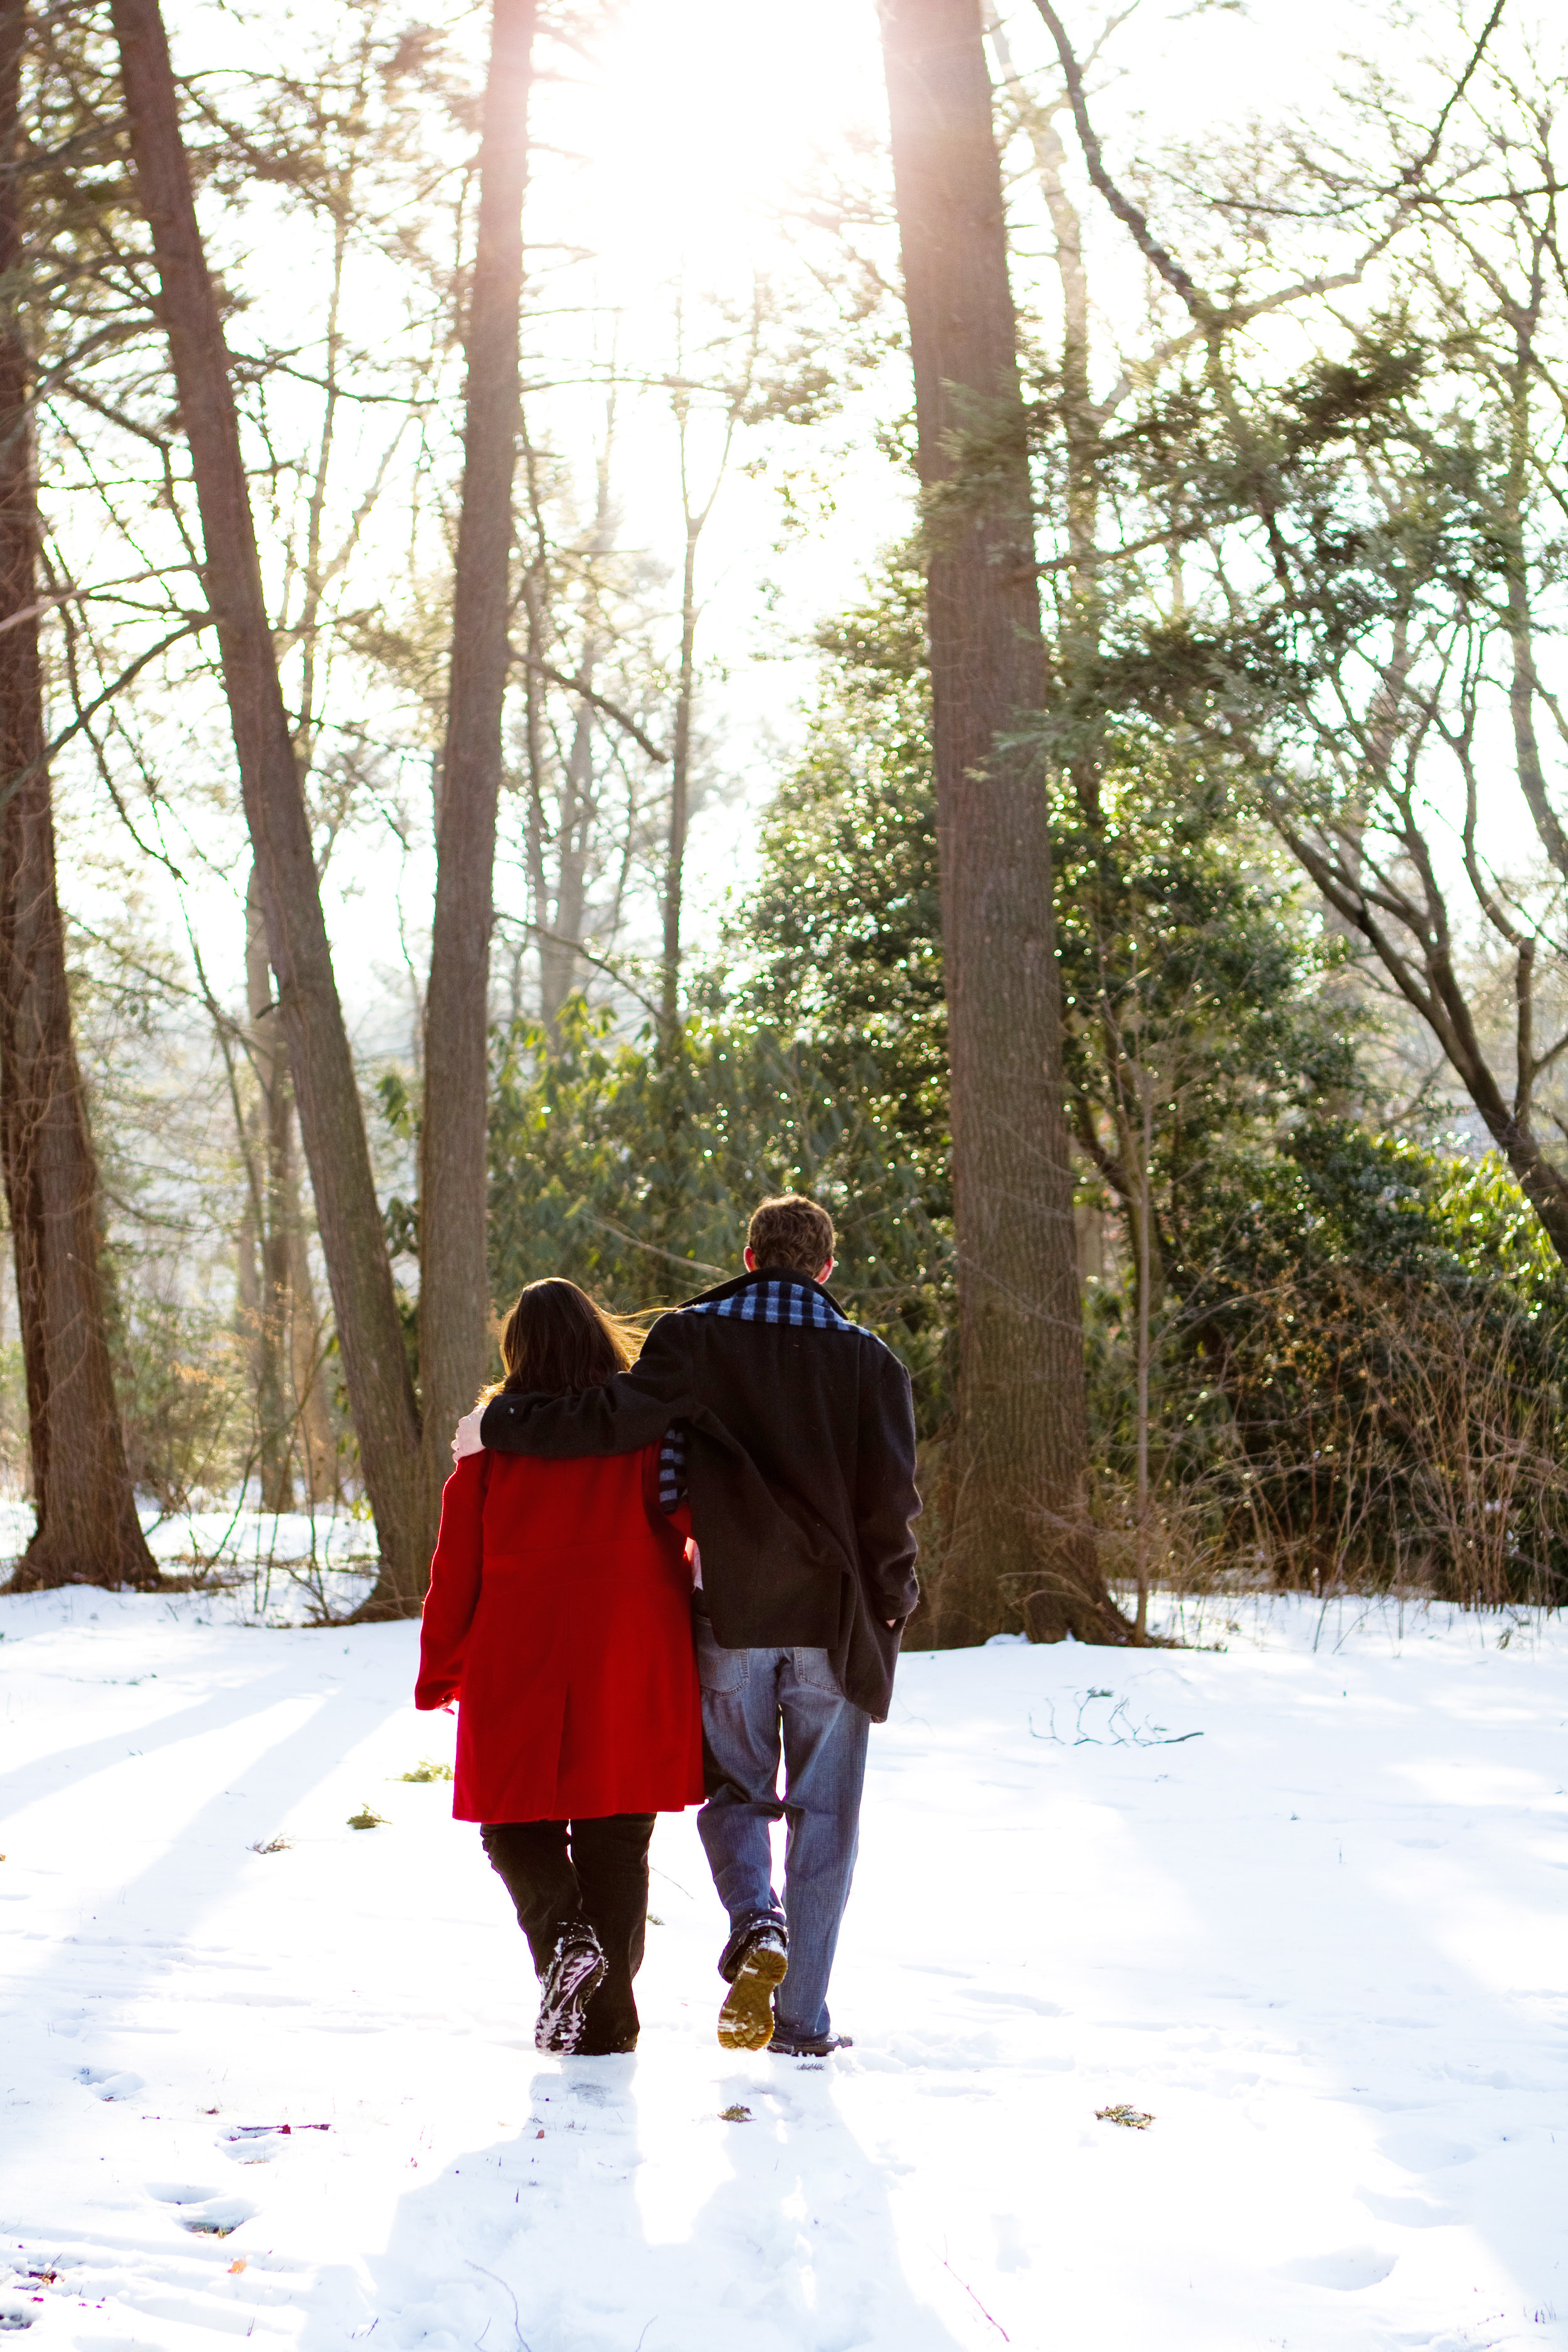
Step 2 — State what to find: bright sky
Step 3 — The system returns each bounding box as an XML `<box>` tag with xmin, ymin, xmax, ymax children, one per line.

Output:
<box><xmin>67</xmin><ymin>0</ymin><xmax>1537</xmax><ymax>1060</ymax></box>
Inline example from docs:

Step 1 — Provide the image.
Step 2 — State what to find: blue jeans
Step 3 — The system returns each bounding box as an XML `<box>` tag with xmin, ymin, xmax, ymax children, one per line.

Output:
<box><xmin>695</xmin><ymin>1618</ymin><xmax>871</xmax><ymax>2044</ymax></box>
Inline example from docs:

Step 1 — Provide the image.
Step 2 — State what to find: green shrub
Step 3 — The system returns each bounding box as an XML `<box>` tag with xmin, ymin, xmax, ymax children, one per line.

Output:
<box><xmin>1089</xmin><ymin>1122</ymin><xmax>1568</xmax><ymax>1604</ymax></box>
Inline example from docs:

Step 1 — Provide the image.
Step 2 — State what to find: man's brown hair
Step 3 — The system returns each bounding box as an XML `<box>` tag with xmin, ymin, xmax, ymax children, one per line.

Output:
<box><xmin>747</xmin><ymin>1194</ymin><xmax>836</xmax><ymax>1278</ymax></box>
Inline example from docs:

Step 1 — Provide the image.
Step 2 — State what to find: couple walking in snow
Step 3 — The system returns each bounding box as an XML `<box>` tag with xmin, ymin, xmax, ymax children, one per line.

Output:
<box><xmin>415</xmin><ymin>1194</ymin><xmax>922</xmax><ymax>2059</ymax></box>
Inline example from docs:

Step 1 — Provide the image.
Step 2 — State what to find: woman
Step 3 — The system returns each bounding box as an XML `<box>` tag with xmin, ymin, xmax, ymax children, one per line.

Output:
<box><xmin>416</xmin><ymin>1278</ymin><xmax>702</xmax><ymax>2056</ymax></box>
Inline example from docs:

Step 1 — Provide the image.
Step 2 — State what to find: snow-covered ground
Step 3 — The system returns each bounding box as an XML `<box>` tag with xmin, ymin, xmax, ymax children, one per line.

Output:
<box><xmin>2</xmin><ymin>1587</ymin><xmax>1565</xmax><ymax>2351</ymax></box>
<box><xmin>0</xmin><ymin>1502</ymin><xmax>379</xmax><ymax>1617</ymax></box>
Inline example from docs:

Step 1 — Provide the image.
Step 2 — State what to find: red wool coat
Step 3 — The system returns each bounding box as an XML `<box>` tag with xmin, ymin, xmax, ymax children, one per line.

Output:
<box><xmin>415</xmin><ymin>1444</ymin><xmax>704</xmax><ymax>1823</ymax></box>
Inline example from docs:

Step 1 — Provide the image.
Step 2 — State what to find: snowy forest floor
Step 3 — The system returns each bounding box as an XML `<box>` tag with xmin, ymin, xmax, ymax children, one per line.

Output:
<box><xmin>2</xmin><ymin>1589</ymin><xmax>1565</xmax><ymax>2352</ymax></box>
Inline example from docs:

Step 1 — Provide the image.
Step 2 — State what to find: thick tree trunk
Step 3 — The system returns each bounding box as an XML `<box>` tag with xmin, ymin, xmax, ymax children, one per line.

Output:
<box><xmin>415</xmin><ymin>0</ymin><xmax>536</xmax><ymax>1580</ymax></box>
<box><xmin>877</xmin><ymin>0</ymin><xmax>1121</xmax><ymax>1643</ymax></box>
<box><xmin>0</xmin><ymin>0</ymin><xmax>158</xmax><ymax>1594</ymax></box>
<box><xmin>110</xmin><ymin>0</ymin><xmax>430</xmax><ymax>1600</ymax></box>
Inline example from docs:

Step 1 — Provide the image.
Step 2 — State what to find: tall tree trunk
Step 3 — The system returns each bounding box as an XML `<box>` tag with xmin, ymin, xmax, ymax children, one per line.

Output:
<box><xmin>984</xmin><ymin>9</ymin><xmax>1103</xmax><ymax>823</ymax></box>
<box><xmin>540</xmin><ymin>405</ymin><xmax>617</xmax><ymax>1037</ymax></box>
<box><xmin>285</xmin><ymin>1195</ymin><xmax>336</xmax><ymax>1507</ymax></box>
<box><xmin>0</xmin><ymin>0</ymin><xmax>158</xmax><ymax>1593</ymax></box>
<box><xmin>415</xmin><ymin>0</ymin><xmax>536</xmax><ymax>1591</ymax></box>
<box><xmin>1133</xmin><ymin>1049</ymin><xmax>1153</xmax><ymax>1643</ymax></box>
<box><xmin>659</xmin><ymin>517</ymin><xmax>698</xmax><ymax>1036</ymax></box>
<box><xmin>541</xmin><ymin>696</ymin><xmax>593</xmax><ymax>1031</ymax></box>
<box><xmin>110</xmin><ymin>0</ymin><xmax>430</xmax><ymax>1599</ymax></box>
<box><xmin>655</xmin><ymin>299</ymin><xmax>758</xmax><ymax>1045</ymax></box>
<box><xmin>239</xmin><ymin>864</ymin><xmax>334</xmax><ymax>1509</ymax></box>
<box><xmin>243</xmin><ymin>864</ymin><xmax>299</xmax><ymax>1512</ymax></box>
<box><xmin>877</xmin><ymin>0</ymin><xmax>1120</xmax><ymax>1644</ymax></box>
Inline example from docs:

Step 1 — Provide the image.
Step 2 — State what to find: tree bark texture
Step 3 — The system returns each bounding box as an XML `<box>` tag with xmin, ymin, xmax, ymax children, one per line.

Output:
<box><xmin>539</xmin><ymin>424</ymin><xmax>616</xmax><ymax>1037</ymax></box>
<box><xmin>285</xmin><ymin>1162</ymin><xmax>337</xmax><ymax>1507</ymax></box>
<box><xmin>418</xmin><ymin>0</ymin><xmax>536</xmax><ymax>1550</ymax></box>
<box><xmin>0</xmin><ymin>0</ymin><xmax>159</xmax><ymax>1592</ymax></box>
<box><xmin>660</xmin><ymin>520</ymin><xmax>697</xmax><ymax>1035</ymax></box>
<box><xmin>245</xmin><ymin>865</ymin><xmax>336</xmax><ymax>1510</ymax></box>
<box><xmin>110</xmin><ymin>0</ymin><xmax>429</xmax><ymax>1598</ymax></box>
<box><xmin>540</xmin><ymin>692</ymin><xmax>593</xmax><ymax>1032</ymax></box>
<box><xmin>877</xmin><ymin>0</ymin><xmax>1120</xmax><ymax>1643</ymax></box>
<box><xmin>243</xmin><ymin>871</ymin><xmax>292</xmax><ymax>1512</ymax></box>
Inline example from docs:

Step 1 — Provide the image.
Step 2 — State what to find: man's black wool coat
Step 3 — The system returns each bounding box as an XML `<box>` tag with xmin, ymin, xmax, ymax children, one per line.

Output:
<box><xmin>477</xmin><ymin>1266</ymin><xmax>921</xmax><ymax>1721</ymax></box>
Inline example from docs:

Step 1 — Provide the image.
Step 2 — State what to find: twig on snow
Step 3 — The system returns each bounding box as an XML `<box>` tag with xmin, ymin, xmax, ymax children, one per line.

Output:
<box><xmin>1027</xmin><ymin>1690</ymin><xmax>1202</xmax><ymax>1746</ymax></box>
<box><xmin>465</xmin><ymin>2260</ymin><xmax>529</xmax><ymax>2352</ymax></box>
<box><xmin>942</xmin><ymin>2242</ymin><xmax>1010</xmax><ymax>2341</ymax></box>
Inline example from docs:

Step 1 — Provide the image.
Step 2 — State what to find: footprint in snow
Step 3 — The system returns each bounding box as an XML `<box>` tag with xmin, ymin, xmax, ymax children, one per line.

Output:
<box><xmin>1275</xmin><ymin>2245</ymin><xmax>1397</xmax><ymax>2291</ymax></box>
<box><xmin>561</xmin><ymin>2076</ymin><xmax>613</xmax><ymax>2106</ymax></box>
<box><xmin>220</xmin><ymin>2127</ymin><xmax>289</xmax><ymax>2164</ymax></box>
<box><xmin>178</xmin><ymin>2200</ymin><xmax>256</xmax><ymax>2238</ymax></box>
<box><xmin>74</xmin><ymin>2066</ymin><xmax>144</xmax><ymax>2102</ymax></box>
<box><xmin>147</xmin><ymin>2185</ymin><xmax>258</xmax><ymax>2237</ymax></box>
<box><xmin>963</xmin><ymin>1988</ymin><xmax>1067</xmax><ymax>2018</ymax></box>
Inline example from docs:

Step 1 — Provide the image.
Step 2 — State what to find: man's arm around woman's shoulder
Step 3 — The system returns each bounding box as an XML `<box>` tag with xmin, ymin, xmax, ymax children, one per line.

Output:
<box><xmin>452</xmin><ymin>1312</ymin><xmax>696</xmax><ymax>1463</ymax></box>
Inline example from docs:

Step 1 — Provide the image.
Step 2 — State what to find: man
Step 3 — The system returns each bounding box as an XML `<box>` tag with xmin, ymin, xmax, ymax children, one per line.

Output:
<box><xmin>451</xmin><ymin>1193</ymin><xmax>921</xmax><ymax>2057</ymax></box>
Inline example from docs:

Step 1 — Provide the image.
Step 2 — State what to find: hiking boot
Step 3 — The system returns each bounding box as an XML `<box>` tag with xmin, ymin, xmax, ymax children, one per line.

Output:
<box><xmin>535</xmin><ymin>1928</ymin><xmax>607</xmax><ymax>2055</ymax></box>
<box><xmin>717</xmin><ymin>1925</ymin><xmax>788</xmax><ymax>2052</ymax></box>
<box><xmin>769</xmin><ymin>2031</ymin><xmax>853</xmax><ymax>2058</ymax></box>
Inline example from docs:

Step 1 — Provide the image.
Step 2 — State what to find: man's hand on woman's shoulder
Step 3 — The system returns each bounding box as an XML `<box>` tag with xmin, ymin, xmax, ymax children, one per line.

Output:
<box><xmin>452</xmin><ymin>1407</ymin><xmax>485</xmax><ymax>1465</ymax></box>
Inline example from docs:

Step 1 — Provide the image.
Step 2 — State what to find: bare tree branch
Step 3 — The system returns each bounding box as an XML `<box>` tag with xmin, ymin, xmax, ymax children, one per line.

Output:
<box><xmin>1032</xmin><ymin>0</ymin><xmax>1508</xmax><ymax>354</ymax></box>
<box><xmin>512</xmin><ymin>648</ymin><xmax>670</xmax><ymax>763</ymax></box>
<box><xmin>1029</xmin><ymin>0</ymin><xmax>1213</xmax><ymax>324</ymax></box>
<box><xmin>0</xmin><ymin>613</ymin><xmax>210</xmax><ymax>823</ymax></box>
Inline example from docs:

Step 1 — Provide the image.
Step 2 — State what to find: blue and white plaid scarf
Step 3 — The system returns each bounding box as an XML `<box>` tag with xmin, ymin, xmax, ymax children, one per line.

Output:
<box><xmin>686</xmin><ymin>1278</ymin><xmax>847</xmax><ymax>1330</ymax></box>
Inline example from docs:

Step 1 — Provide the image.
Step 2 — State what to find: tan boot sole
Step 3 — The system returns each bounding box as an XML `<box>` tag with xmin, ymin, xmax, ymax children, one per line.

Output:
<box><xmin>718</xmin><ymin>1942</ymin><xmax>789</xmax><ymax>2051</ymax></box>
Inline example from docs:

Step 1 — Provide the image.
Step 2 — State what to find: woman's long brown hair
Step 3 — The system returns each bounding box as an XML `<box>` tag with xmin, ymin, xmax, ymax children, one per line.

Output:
<box><xmin>478</xmin><ymin>1278</ymin><xmax>644</xmax><ymax>1404</ymax></box>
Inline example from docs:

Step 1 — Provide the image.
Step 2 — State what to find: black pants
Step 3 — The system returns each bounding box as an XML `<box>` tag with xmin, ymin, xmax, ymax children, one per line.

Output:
<box><xmin>480</xmin><ymin>1814</ymin><xmax>655</xmax><ymax>2055</ymax></box>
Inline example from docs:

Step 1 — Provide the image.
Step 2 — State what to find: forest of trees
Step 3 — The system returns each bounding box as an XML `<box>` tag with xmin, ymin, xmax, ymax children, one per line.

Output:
<box><xmin>6</xmin><ymin>0</ymin><xmax>1568</xmax><ymax>1638</ymax></box>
